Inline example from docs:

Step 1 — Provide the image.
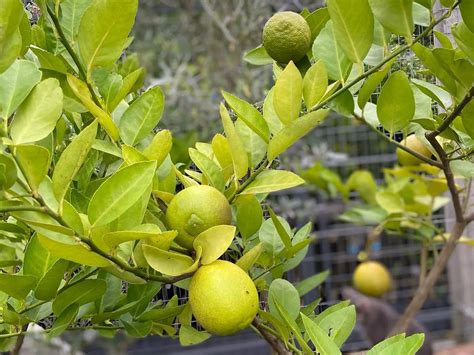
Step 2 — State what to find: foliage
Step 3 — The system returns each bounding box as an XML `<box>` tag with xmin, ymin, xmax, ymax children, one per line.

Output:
<box><xmin>0</xmin><ymin>0</ymin><xmax>472</xmax><ymax>354</ymax></box>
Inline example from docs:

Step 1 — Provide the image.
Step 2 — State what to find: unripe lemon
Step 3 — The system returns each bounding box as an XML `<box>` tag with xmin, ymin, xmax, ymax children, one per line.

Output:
<box><xmin>263</xmin><ymin>11</ymin><xmax>311</xmax><ymax>64</ymax></box>
<box><xmin>166</xmin><ymin>185</ymin><xmax>232</xmax><ymax>249</ymax></box>
<box><xmin>353</xmin><ymin>261</ymin><xmax>392</xmax><ymax>297</ymax></box>
<box><xmin>189</xmin><ymin>260</ymin><xmax>259</xmax><ymax>336</ymax></box>
<box><xmin>396</xmin><ymin>135</ymin><xmax>432</xmax><ymax>166</ymax></box>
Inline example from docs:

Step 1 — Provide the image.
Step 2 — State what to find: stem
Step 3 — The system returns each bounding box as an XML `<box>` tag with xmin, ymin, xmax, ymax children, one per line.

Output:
<box><xmin>252</xmin><ymin>318</ymin><xmax>292</xmax><ymax>355</ymax></box>
<box><xmin>229</xmin><ymin>161</ymin><xmax>267</xmax><ymax>202</ymax></box>
<box><xmin>419</xmin><ymin>243</ymin><xmax>428</xmax><ymax>286</ymax></box>
<box><xmin>0</xmin><ymin>205</ymin><xmax>45</xmax><ymax>213</ymax></box>
<box><xmin>10</xmin><ymin>325</ymin><xmax>27</xmax><ymax>355</ymax></box>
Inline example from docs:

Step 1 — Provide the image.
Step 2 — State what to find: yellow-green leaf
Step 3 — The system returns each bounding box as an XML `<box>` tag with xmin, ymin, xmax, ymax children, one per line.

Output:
<box><xmin>303</xmin><ymin>60</ymin><xmax>328</xmax><ymax>109</ymax></box>
<box><xmin>193</xmin><ymin>225</ymin><xmax>236</xmax><ymax>264</ymax></box>
<box><xmin>274</xmin><ymin>61</ymin><xmax>302</xmax><ymax>124</ymax></box>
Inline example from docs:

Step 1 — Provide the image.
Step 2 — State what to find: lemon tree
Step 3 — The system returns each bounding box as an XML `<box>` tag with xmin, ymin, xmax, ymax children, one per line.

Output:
<box><xmin>0</xmin><ymin>0</ymin><xmax>472</xmax><ymax>354</ymax></box>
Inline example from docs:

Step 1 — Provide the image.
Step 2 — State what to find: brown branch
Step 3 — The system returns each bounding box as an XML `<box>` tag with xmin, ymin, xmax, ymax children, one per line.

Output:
<box><xmin>11</xmin><ymin>325</ymin><xmax>28</xmax><ymax>355</ymax></box>
<box><xmin>252</xmin><ymin>318</ymin><xmax>292</xmax><ymax>355</ymax></box>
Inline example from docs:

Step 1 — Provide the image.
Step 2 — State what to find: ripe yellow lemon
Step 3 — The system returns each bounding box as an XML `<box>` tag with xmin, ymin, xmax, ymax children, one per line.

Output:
<box><xmin>353</xmin><ymin>261</ymin><xmax>392</xmax><ymax>297</ymax></box>
<box><xmin>166</xmin><ymin>185</ymin><xmax>232</xmax><ymax>249</ymax></box>
<box><xmin>396</xmin><ymin>135</ymin><xmax>432</xmax><ymax>166</ymax></box>
<box><xmin>263</xmin><ymin>11</ymin><xmax>311</xmax><ymax>64</ymax></box>
<box><xmin>189</xmin><ymin>260</ymin><xmax>259</xmax><ymax>336</ymax></box>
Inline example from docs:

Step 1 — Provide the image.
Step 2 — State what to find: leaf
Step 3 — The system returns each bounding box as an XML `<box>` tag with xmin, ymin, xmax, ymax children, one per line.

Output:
<box><xmin>47</xmin><ymin>304</ymin><xmax>79</xmax><ymax>339</ymax></box>
<box><xmin>327</xmin><ymin>0</ymin><xmax>374</xmax><ymax>63</ymax></box>
<box><xmin>0</xmin><ymin>60</ymin><xmax>41</xmax><ymax>119</ymax></box>
<box><xmin>0</xmin><ymin>153</ymin><xmax>17</xmax><ymax>189</ymax></box>
<box><xmin>274</xmin><ymin>61</ymin><xmax>302</xmax><ymax>124</ymax></box>
<box><xmin>88</xmin><ymin>161</ymin><xmax>156</xmax><ymax>227</ymax></box>
<box><xmin>236</xmin><ymin>243</ymin><xmax>264</xmax><ymax>272</ymax></box>
<box><xmin>0</xmin><ymin>0</ymin><xmax>24</xmax><ymax>73</ymax></box>
<box><xmin>358</xmin><ymin>61</ymin><xmax>393</xmax><ymax>109</ymax></box>
<box><xmin>0</xmin><ymin>273</ymin><xmax>37</xmax><ymax>300</ymax></box>
<box><xmin>188</xmin><ymin>148</ymin><xmax>225</xmax><ymax>192</ymax></box>
<box><xmin>60</xmin><ymin>0</ymin><xmax>92</xmax><ymax>44</ymax></box>
<box><xmin>179</xmin><ymin>325</ymin><xmax>211</xmax><ymax>346</ymax></box>
<box><xmin>367</xmin><ymin>334</ymin><xmax>406</xmax><ymax>354</ymax></box>
<box><xmin>268</xmin><ymin>207</ymin><xmax>291</xmax><ymax>248</ymax></box>
<box><xmin>23</xmin><ymin>234</ymin><xmax>57</xmax><ymax>282</ymax></box>
<box><xmin>193</xmin><ymin>225</ymin><xmax>236</xmax><ymax>264</ymax></box>
<box><xmin>267</xmin><ymin>109</ymin><xmax>329</xmax><ymax>161</ymax></box>
<box><xmin>301</xmin><ymin>313</ymin><xmax>342</xmax><ymax>355</ymax></box>
<box><xmin>142</xmin><ymin>244</ymin><xmax>198</xmax><ymax>276</ymax></box>
<box><xmin>220</xmin><ymin>103</ymin><xmax>248</xmax><ymax>179</ymax></box>
<box><xmin>368</xmin><ymin>0</ymin><xmax>413</xmax><ymax>40</ymax></box>
<box><xmin>222</xmin><ymin>91</ymin><xmax>269</xmax><ymax>143</ymax></box>
<box><xmin>119</xmin><ymin>86</ymin><xmax>164</xmax><ymax>145</ymax></box>
<box><xmin>143</xmin><ymin>129</ymin><xmax>172</xmax><ymax>167</ymax></box>
<box><xmin>295</xmin><ymin>270</ymin><xmax>330</xmax><ymax>297</ymax></box>
<box><xmin>412</xmin><ymin>2</ymin><xmax>430</xmax><ymax>26</ymax></box>
<box><xmin>35</xmin><ymin>259</ymin><xmax>70</xmax><ymax>301</ymax></box>
<box><xmin>453</xmin><ymin>22</ymin><xmax>474</xmax><ymax>62</ymax></box>
<box><xmin>122</xmin><ymin>320</ymin><xmax>153</xmax><ymax>338</ymax></box>
<box><xmin>377</xmin><ymin>71</ymin><xmax>415</xmax><ymax>133</ymax></box>
<box><xmin>102</xmin><ymin>224</ymin><xmax>161</xmax><ymax>250</ymax></box>
<box><xmin>235</xmin><ymin>195</ymin><xmax>263</xmax><ymax>240</ymax></box>
<box><xmin>263</xmin><ymin>89</ymin><xmax>284</xmax><ymax>134</ymax></box>
<box><xmin>268</xmin><ymin>279</ymin><xmax>300</xmax><ymax>321</ymax></box>
<box><xmin>235</xmin><ymin>120</ymin><xmax>267</xmax><ymax>168</ymax></box>
<box><xmin>78</xmin><ymin>0</ymin><xmax>138</xmax><ymax>74</ymax></box>
<box><xmin>375</xmin><ymin>333</ymin><xmax>425</xmax><ymax>355</ymax></box>
<box><xmin>346</xmin><ymin>170</ymin><xmax>377</xmax><ymax>204</ymax></box>
<box><xmin>53</xmin><ymin>279</ymin><xmax>106</xmax><ymax>315</ymax></box>
<box><xmin>317</xmin><ymin>305</ymin><xmax>356</xmax><ymax>347</ymax></box>
<box><xmin>460</xmin><ymin>0</ymin><xmax>474</xmax><ymax>33</ymax></box>
<box><xmin>303</xmin><ymin>60</ymin><xmax>328</xmax><ymax>109</ymax></box>
<box><xmin>14</xmin><ymin>144</ymin><xmax>50</xmax><ymax>192</ymax></box>
<box><xmin>305</xmin><ymin>7</ymin><xmax>330</xmax><ymax>42</ymax></box>
<box><xmin>241</xmin><ymin>170</ymin><xmax>305</xmax><ymax>195</ymax></box>
<box><xmin>376</xmin><ymin>191</ymin><xmax>405</xmax><ymax>213</ymax></box>
<box><xmin>243</xmin><ymin>46</ymin><xmax>273</xmax><ymax>65</ymax></box>
<box><xmin>10</xmin><ymin>78</ymin><xmax>63</xmax><ymax>144</ymax></box>
<box><xmin>37</xmin><ymin>233</ymin><xmax>110</xmax><ymax>267</ymax></box>
<box><xmin>411</xmin><ymin>78</ymin><xmax>452</xmax><ymax>109</ymax></box>
<box><xmin>450</xmin><ymin>160</ymin><xmax>474</xmax><ymax>178</ymax></box>
<box><xmin>313</xmin><ymin>21</ymin><xmax>352</xmax><ymax>83</ymax></box>
<box><xmin>461</xmin><ymin>100</ymin><xmax>474</xmax><ymax>140</ymax></box>
<box><xmin>211</xmin><ymin>134</ymin><xmax>233</xmax><ymax>180</ymax></box>
<box><xmin>53</xmin><ymin>120</ymin><xmax>98</xmax><ymax>204</ymax></box>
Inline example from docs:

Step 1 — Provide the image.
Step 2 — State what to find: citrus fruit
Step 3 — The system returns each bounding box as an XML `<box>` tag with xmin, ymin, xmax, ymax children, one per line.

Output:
<box><xmin>262</xmin><ymin>11</ymin><xmax>311</xmax><ymax>64</ymax></box>
<box><xmin>166</xmin><ymin>185</ymin><xmax>232</xmax><ymax>249</ymax></box>
<box><xmin>353</xmin><ymin>261</ymin><xmax>392</xmax><ymax>297</ymax></box>
<box><xmin>189</xmin><ymin>260</ymin><xmax>259</xmax><ymax>336</ymax></box>
<box><xmin>396</xmin><ymin>135</ymin><xmax>432</xmax><ymax>166</ymax></box>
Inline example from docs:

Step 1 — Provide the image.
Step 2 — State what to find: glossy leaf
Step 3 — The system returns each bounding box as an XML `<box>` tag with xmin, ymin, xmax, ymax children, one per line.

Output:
<box><xmin>241</xmin><ymin>170</ymin><xmax>305</xmax><ymax>195</ymax></box>
<box><xmin>10</xmin><ymin>78</ymin><xmax>63</xmax><ymax>144</ymax></box>
<box><xmin>377</xmin><ymin>71</ymin><xmax>415</xmax><ymax>133</ymax></box>
<box><xmin>368</xmin><ymin>0</ymin><xmax>413</xmax><ymax>40</ymax></box>
<box><xmin>0</xmin><ymin>60</ymin><xmax>41</xmax><ymax>119</ymax></box>
<box><xmin>23</xmin><ymin>234</ymin><xmax>57</xmax><ymax>283</ymax></box>
<box><xmin>102</xmin><ymin>224</ymin><xmax>161</xmax><ymax>250</ymax></box>
<box><xmin>301</xmin><ymin>313</ymin><xmax>342</xmax><ymax>355</ymax></box>
<box><xmin>303</xmin><ymin>60</ymin><xmax>328</xmax><ymax>109</ymax></box>
<box><xmin>263</xmin><ymin>89</ymin><xmax>284</xmax><ymax>134</ymax></box>
<box><xmin>358</xmin><ymin>60</ymin><xmax>393</xmax><ymax>109</ymax></box>
<box><xmin>60</xmin><ymin>0</ymin><xmax>92</xmax><ymax>44</ymax></box>
<box><xmin>0</xmin><ymin>273</ymin><xmax>37</xmax><ymax>300</ymax></box>
<box><xmin>53</xmin><ymin>120</ymin><xmax>98</xmax><ymax>204</ymax></box>
<box><xmin>235</xmin><ymin>120</ymin><xmax>267</xmax><ymax>169</ymax></box>
<box><xmin>267</xmin><ymin>109</ymin><xmax>329</xmax><ymax>161</ymax></box>
<box><xmin>459</xmin><ymin>0</ymin><xmax>474</xmax><ymax>33</ymax></box>
<box><xmin>35</xmin><ymin>259</ymin><xmax>70</xmax><ymax>301</ymax></box>
<box><xmin>88</xmin><ymin>161</ymin><xmax>156</xmax><ymax>227</ymax></box>
<box><xmin>305</xmin><ymin>7</ymin><xmax>330</xmax><ymax>42</ymax></box>
<box><xmin>367</xmin><ymin>334</ymin><xmax>406</xmax><ymax>354</ymax></box>
<box><xmin>317</xmin><ymin>305</ymin><xmax>356</xmax><ymax>347</ymax></box>
<box><xmin>122</xmin><ymin>320</ymin><xmax>153</xmax><ymax>338</ymax></box>
<box><xmin>53</xmin><ymin>279</ymin><xmax>106</xmax><ymax>315</ymax></box>
<box><xmin>452</xmin><ymin>22</ymin><xmax>474</xmax><ymax>62</ymax></box>
<box><xmin>179</xmin><ymin>325</ymin><xmax>211</xmax><ymax>346</ymax></box>
<box><xmin>268</xmin><ymin>278</ymin><xmax>300</xmax><ymax>321</ymax></box>
<box><xmin>274</xmin><ymin>61</ymin><xmax>302</xmax><ymax>124</ymax></box>
<box><xmin>243</xmin><ymin>46</ymin><xmax>273</xmax><ymax>65</ymax></box>
<box><xmin>48</xmin><ymin>304</ymin><xmax>79</xmax><ymax>338</ymax></box>
<box><xmin>0</xmin><ymin>0</ymin><xmax>24</xmax><ymax>73</ymax></box>
<box><xmin>235</xmin><ymin>195</ymin><xmax>263</xmax><ymax>240</ymax></box>
<box><xmin>374</xmin><ymin>333</ymin><xmax>425</xmax><ymax>355</ymax></box>
<box><xmin>188</xmin><ymin>148</ymin><xmax>225</xmax><ymax>192</ymax></box>
<box><xmin>13</xmin><ymin>144</ymin><xmax>49</xmax><ymax>192</ymax></box>
<box><xmin>142</xmin><ymin>243</ymin><xmax>198</xmax><ymax>276</ymax></box>
<box><xmin>236</xmin><ymin>243</ymin><xmax>264</xmax><ymax>272</ymax></box>
<box><xmin>143</xmin><ymin>129</ymin><xmax>172</xmax><ymax>167</ymax></box>
<box><xmin>193</xmin><ymin>225</ymin><xmax>236</xmax><ymax>264</ymax></box>
<box><xmin>295</xmin><ymin>270</ymin><xmax>330</xmax><ymax>297</ymax></box>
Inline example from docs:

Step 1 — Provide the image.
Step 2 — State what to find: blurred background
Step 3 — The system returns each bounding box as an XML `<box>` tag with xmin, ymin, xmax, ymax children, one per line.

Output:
<box><xmin>19</xmin><ymin>0</ymin><xmax>474</xmax><ymax>354</ymax></box>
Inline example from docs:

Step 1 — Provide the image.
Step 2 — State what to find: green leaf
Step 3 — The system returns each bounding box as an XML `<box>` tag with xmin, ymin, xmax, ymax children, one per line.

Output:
<box><xmin>119</xmin><ymin>86</ymin><xmax>164</xmax><ymax>145</ymax></box>
<box><xmin>368</xmin><ymin>0</ymin><xmax>413</xmax><ymax>40</ymax></box>
<box><xmin>236</xmin><ymin>243</ymin><xmax>264</xmax><ymax>272</ymax></box>
<box><xmin>235</xmin><ymin>195</ymin><xmax>263</xmax><ymax>241</ymax></box>
<box><xmin>0</xmin><ymin>273</ymin><xmax>37</xmax><ymax>300</ymax></box>
<box><xmin>268</xmin><ymin>278</ymin><xmax>300</xmax><ymax>321</ymax></box>
<box><xmin>367</xmin><ymin>334</ymin><xmax>406</xmax><ymax>354</ymax></box>
<box><xmin>53</xmin><ymin>120</ymin><xmax>98</xmax><ymax>204</ymax></box>
<box><xmin>88</xmin><ymin>161</ymin><xmax>156</xmax><ymax>227</ymax></box>
<box><xmin>142</xmin><ymin>243</ymin><xmax>199</xmax><ymax>276</ymax></box>
<box><xmin>450</xmin><ymin>160</ymin><xmax>474</xmax><ymax>178</ymax></box>
<box><xmin>179</xmin><ymin>325</ymin><xmax>211</xmax><ymax>346</ymax></box>
<box><xmin>143</xmin><ymin>129</ymin><xmax>172</xmax><ymax>167</ymax></box>
<box><xmin>274</xmin><ymin>61</ymin><xmax>302</xmax><ymax>124</ymax></box>
<box><xmin>461</xmin><ymin>101</ymin><xmax>474</xmax><ymax>140</ymax></box>
<box><xmin>263</xmin><ymin>89</ymin><xmax>284</xmax><ymax>134</ymax></box>
<box><xmin>346</xmin><ymin>170</ymin><xmax>377</xmax><ymax>204</ymax></box>
<box><xmin>60</xmin><ymin>0</ymin><xmax>92</xmax><ymax>44</ymax></box>
<box><xmin>268</xmin><ymin>207</ymin><xmax>291</xmax><ymax>248</ymax></box>
<box><xmin>122</xmin><ymin>320</ymin><xmax>153</xmax><ymax>338</ymax></box>
<box><xmin>377</xmin><ymin>71</ymin><xmax>415</xmax><ymax>133</ymax></box>
<box><xmin>358</xmin><ymin>61</ymin><xmax>393</xmax><ymax>109</ymax></box>
<box><xmin>137</xmin><ymin>302</ymin><xmax>185</xmax><ymax>322</ymax></box>
<box><xmin>0</xmin><ymin>153</ymin><xmax>16</xmax><ymax>189</ymax></box>
<box><xmin>243</xmin><ymin>46</ymin><xmax>273</xmax><ymax>65</ymax></box>
<box><xmin>460</xmin><ymin>0</ymin><xmax>474</xmax><ymax>33</ymax></box>
<box><xmin>102</xmin><ymin>224</ymin><xmax>161</xmax><ymax>250</ymax></box>
<box><xmin>78</xmin><ymin>0</ymin><xmax>138</xmax><ymax>74</ymax></box>
<box><xmin>241</xmin><ymin>170</ymin><xmax>305</xmax><ymax>195</ymax></box>
<box><xmin>0</xmin><ymin>0</ymin><xmax>24</xmax><ymax>73</ymax></box>
<box><xmin>313</xmin><ymin>21</ymin><xmax>352</xmax><ymax>83</ymax></box>
<box><xmin>220</xmin><ymin>103</ymin><xmax>248</xmax><ymax>179</ymax></box>
<box><xmin>23</xmin><ymin>234</ymin><xmax>57</xmax><ymax>282</ymax></box>
<box><xmin>411</xmin><ymin>78</ymin><xmax>452</xmax><ymax>110</ymax></box>
<box><xmin>452</xmin><ymin>22</ymin><xmax>474</xmax><ymax>62</ymax></box>
<box><xmin>222</xmin><ymin>91</ymin><xmax>269</xmax><ymax>143</ymax></box>
<box><xmin>412</xmin><ymin>2</ymin><xmax>430</xmax><ymax>26</ymax></box>
<box><xmin>295</xmin><ymin>270</ymin><xmax>330</xmax><ymax>297</ymax></box>
<box><xmin>235</xmin><ymin>120</ymin><xmax>267</xmax><ymax>169</ymax></box>
<box><xmin>259</xmin><ymin>217</ymin><xmax>289</xmax><ymax>257</ymax></box>
<box><xmin>211</xmin><ymin>134</ymin><xmax>233</xmax><ymax>180</ymax></box>
<box><xmin>109</xmin><ymin>68</ymin><xmax>144</xmax><ymax>111</ymax></box>
<box><xmin>376</xmin><ymin>191</ymin><xmax>405</xmax><ymax>213</ymax></box>
<box><xmin>327</xmin><ymin>0</ymin><xmax>374</xmax><ymax>63</ymax></box>
<box><xmin>374</xmin><ymin>333</ymin><xmax>425</xmax><ymax>355</ymax></box>
<box><xmin>317</xmin><ymin>305</ymin><xmax>356</xmax><ymax>347</ymax></box>
<box><xmin>53</xmin><ymin>279</ymin><xmax>106</xmax><ymax>315</ymax></box>
<box><xmin>188</xmin><ymin>148</ymin><xmax>225</xmax><ymax>192</ymax></box>
<box><xmin>301</xmin><ymin>313</ymin><xmax>342</xmax><ymax>355</ymax></box>
<box><xmin>47</xmin><ymin>304</ymin><xmax>79</xmax><ymax>339</ymax></box>
<box><xmin>305</xmin><ymin>7</ymin><xmax>330</xmax><ymax>42</ymax></box>
<box><xmin>193</xmin><ymin>225</ymin><xmax>235</xmax><ymax>264</ymax></box>
<box><xmin>0</xmin><ymin>60</ymin><xmax>41</xmax><ymax>119</ymax></box>
<box><xmin>303</xmin><ymin>60</ymin><xmax>328</xmax><ymax>109</ymax></box>
<box><xmin>37</xmin><ymin>233</ymin><xmax>110</xmax><ymax>267</ymax></box>
<box><xmin>267</xmin><ymin>109</ymin><xmax>329</xmax><ymax>161</ymax></box>
<box><xmin>14</xmin><ymin>144</ymin><xmax>50</xmax><ymax>193</ymax></box>
<box><xmin>35</xmin><ymin>259</ymin><xmax>70</xmax><ymax>301</ymax></box>
<box><xmin>10</xmin><ymin>78</ymin><xmax>63</xmax><ymax>144</ymax></box>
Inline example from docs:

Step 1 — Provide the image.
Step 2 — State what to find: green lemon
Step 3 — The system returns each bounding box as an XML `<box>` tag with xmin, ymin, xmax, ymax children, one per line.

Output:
<box><xmin>353</xmin><ymin>261</ymin><xmax>392</xmax><ymax>297</ymax></box>
<box><xmin>165</xmin><ymin>185</ymin><xmax>232</xmax><ymax>249</ymax></box>
<box><xmin>263</xmin><ymin>11</ymin><xmax>311</xmax><ymax>64</ymax></box>
<box><xmin>189</xmin><ymin>260</ymin><xmax>259</xmax><ymax>336</ymax></box>
<box><xmin>396</xmin><ymin>135</ymin><xmax>432</xmax><ymax>166</ymax></box>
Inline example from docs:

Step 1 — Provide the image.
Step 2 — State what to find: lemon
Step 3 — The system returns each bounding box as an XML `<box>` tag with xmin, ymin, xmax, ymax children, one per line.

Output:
<box><xmin>396</xmin><ymin>135</ymin><xmax>432</xmax><ymax>166</ymax></box>
<box><xmin>353</xmin><ymin>261</ymin><xmax>392</xmax><ymax>297</ymax></box>
<box><xmin>263</xmin><ymin>11</ymin><xmax>311</xmax><ymax>64</ymax></box>
<box><xmin>189</xmin><ymin>260</ymin><xmax>259</xmax><ymax>336</ymax></box>
<box><xmin>166</xmin><ymin>185</ymin><xmax>232</xmax><ymax>249</ymax></box>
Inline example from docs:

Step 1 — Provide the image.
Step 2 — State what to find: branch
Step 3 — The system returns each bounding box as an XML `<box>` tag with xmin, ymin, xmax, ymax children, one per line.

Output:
<box><xmin>0</xmin><ymin>205</ymin><xmax>46</xmax><ymax>213</ymax></box>
<box><xmin>228</xmin><ymin>160</ymin><xmax>268</xmax><ymax>202</ymax></box>
<box><xmin>252</xmin><ymin>318</ymin><xmax>292</xmax><ymax>355</ymax></box>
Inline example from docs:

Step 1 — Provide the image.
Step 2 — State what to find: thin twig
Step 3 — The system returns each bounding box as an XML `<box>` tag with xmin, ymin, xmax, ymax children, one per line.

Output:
<box><xmin>252</xmin><ymin>318</ymin><xmax>292</xmax><ymax>355</ymax></box>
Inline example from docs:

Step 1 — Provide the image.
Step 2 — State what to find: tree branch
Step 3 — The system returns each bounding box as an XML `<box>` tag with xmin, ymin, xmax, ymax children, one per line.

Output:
<box><xmin>0</xmin><ymin>205</ymin><xmax>45</xmax><ymax>213</ymax></box>
<box><xmin>252</xmin><ymin>318</ymin><xmax>292</xmax><ymax>355</ymax></box>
